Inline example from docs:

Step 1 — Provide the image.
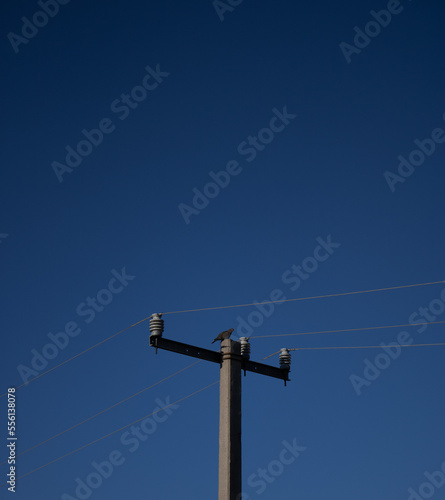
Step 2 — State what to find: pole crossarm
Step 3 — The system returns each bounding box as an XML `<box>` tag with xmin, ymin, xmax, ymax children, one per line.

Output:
<box><xmin>149</xmin><ymin>335</ymin><xmax>290</xmax><ymax>382</ymax></box>
<box><xmin>242</xmin><ymin>359</ymin><xmax>290</xmax><ymax>382</ymax></box>
<box><xmin>149</xmin><ymin>336</ymin><xmax>222</xmax><ymax>364</ymax></box>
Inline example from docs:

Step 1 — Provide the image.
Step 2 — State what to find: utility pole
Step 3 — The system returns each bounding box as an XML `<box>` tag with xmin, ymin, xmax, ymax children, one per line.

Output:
<box><xmin>148</xmin><ymin>314</ymin><xmax>291</xmax><ymax>500</ymax></box>
<box><xmin>219</xmin><ymin>339</ymin><xmax>242</xmax><ymax>499</ymax></box>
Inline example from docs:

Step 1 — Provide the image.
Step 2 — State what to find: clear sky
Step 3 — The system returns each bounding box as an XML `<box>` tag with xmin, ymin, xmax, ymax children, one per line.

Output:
<box><xmin>1</xmin><ymin>0</ymin><xmax>444</xmax><ymax>499</ymax></box>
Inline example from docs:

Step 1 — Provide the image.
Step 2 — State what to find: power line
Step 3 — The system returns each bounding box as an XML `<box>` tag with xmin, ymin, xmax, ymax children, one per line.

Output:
<box><xmin>162</xmin><ymin>279</ymin><xmax>444</xmax><ymax>315</ymax></box>
<box><xmin>0</xmin><ymin>361</ymin><xmax>200</xmax><ymax>466</ymax></box>
<box><xmin>2</xmin><ymin>316</ymin><xmax>442</xmax><ymax>489</ymax></box>
<box><xmin>2</xmin><ymin>279</ymin><xmax>441</xmax><ymax>399</ymax></box>
<box><xmin>264</xmin><ymin>342</ymin><xmax>445</xmax><ymax>359</ymax></box>
<box><xmin>0</xmin><ymin>316</ymin><xmax>151</xmax><ymax>399</ymax></box>
<box><xmin>289</xmin><ymin>342</ymin><xmax>445</xmax><ymax>351</ymax></box>
<box><xmin>0</xmin><ymin>381</ymin><xmax>219</xmax><ymax>488</ymax></box>
<box><xmin>250</xmin><ymin>319</ymin><xmax>445</xmax><ymax>339</ymax></box>
<box><xmin>0</xmin><ymin>350</ymin><xmax>276</xmax><ymax>485</ymax></box>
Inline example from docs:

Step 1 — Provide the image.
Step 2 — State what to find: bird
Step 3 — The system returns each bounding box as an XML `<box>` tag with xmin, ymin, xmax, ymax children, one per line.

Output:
<box><xmin>212</xmin><ymin>328</ymin><xmax>234</xmax><ymax>344</ymax></box>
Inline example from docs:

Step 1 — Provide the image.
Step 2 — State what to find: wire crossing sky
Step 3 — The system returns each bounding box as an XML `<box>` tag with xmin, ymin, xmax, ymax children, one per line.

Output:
<box><xmin>1</xmin><ymin>278</ymin><xmax>440</xmax><ymax>398</ymax></box>
<box><xmin>1</xmin><ymin>1</ymin><xmax>444</xmax><ymax>499</ymax></box>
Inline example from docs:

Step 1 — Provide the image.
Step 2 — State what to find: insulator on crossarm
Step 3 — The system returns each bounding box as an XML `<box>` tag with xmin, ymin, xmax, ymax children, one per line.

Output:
<box><xmin>279</xmin><ymin>348</ymin><xmax>291</xmax><ymax>371</ymax></box>
<box><xmin>240</xmin><ymin>337</ymin><xmax>251</xmax><ymax>360</ymax></box>
<box><xmin>149</xmin><ymin>313</ymin><xmax>164</xmax><ymax>337</ymax></box>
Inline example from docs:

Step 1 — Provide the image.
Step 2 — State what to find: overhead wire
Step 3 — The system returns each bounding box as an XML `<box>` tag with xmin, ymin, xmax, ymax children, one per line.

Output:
<box><xmin>2</xmin><ymin>279</ymin><xmax>442</xmax><ymax>399</ymax></box>
<box><xmin>2</xmin><ymin>334</ymin><xmax>442</xmax><ymax>487</ymax></box>
<box><xmin>2</xmin><ymin>279</ymin><xmax>442</xmax><ymax>486</ymax></box>
<box><xmin>263</xmin><ymin>342</ymin><xmax>445</xmax><ymax>359</ymax></box>
<box><xmin>0</xmin><ymin>361</ymin><xmax>201</xmax><ymax>466</ymax></box>
<box><xmin>2</xmin><ymin>336</ymin><xmax>442</xmax><ymax>488</ymax></box>
<box><xmin>0</xmin><ymin>315</ymin><xmax>152</xmax><ymax>399</ymax></box>
<box><xmin>289</xmin><ymin>342</ymin><xmax>445</xmax><ymax>351</ymax></box>
<box><xmin>0</xmin><ymin>381</ymin><xmax>219</xmax><ymax>488</ymax></box>
<box><xmin>0</xmin><ymin>350</ymin><xmax>276</xmax><ymax>485</ymax></box>
<box><xmin>162</xmin><ymin>279</ymin><xmax>444</xmax><ymax>315</ymax></box>
<box><xmin>249</xmin><ymin>319</ymin><xmax>445</xmax><ymax>339</ymax></box>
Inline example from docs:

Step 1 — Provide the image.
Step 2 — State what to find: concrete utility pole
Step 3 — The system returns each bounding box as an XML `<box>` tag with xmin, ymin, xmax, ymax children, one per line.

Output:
<box><xmin>148</xmin><ymin>314</ymin><xmax>290</xmax><ymax>500</ymax></box>
<box><xmin>219</xmin><ymin>339</ymin><xmax>242</xmax><ymax>499</ymax></box>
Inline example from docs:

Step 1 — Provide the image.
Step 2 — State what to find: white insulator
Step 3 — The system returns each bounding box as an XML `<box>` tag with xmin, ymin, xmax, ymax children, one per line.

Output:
<box><xmin>149</xmin><ymin>313</ymin><xmax>164</xmax><ymax>337</ymax></box>
<box><xmin>240</xmin><ymin>337</ymin><xmax>251</xmax><ymax>360</ymax></box>
<box><xmin>279</xmin><ymin>348</ymin><xmax>291</xmax><ymax>370</ymax></box>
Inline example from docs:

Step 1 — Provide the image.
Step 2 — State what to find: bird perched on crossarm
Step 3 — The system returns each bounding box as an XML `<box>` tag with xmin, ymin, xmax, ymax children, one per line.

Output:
<box><xmin>212</xmin><ymin>328</ymin><xmax>234</xmax><ymax>344</ymax></box>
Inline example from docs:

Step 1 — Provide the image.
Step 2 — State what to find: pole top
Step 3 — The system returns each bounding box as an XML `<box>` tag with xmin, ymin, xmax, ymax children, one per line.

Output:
<box><xmin>220</xmin><ymin>338</ymin><xmax>241</xmax><ymax>356</ymax></box>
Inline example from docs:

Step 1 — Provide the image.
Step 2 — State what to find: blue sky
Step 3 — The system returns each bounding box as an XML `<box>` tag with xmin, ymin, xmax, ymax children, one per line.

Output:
<box><xmin>1</xmin><ymin>0</ymin><xmax>444</xmax><ymax>498</ymax></box>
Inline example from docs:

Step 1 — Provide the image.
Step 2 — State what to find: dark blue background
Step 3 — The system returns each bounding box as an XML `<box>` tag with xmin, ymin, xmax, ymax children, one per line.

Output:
<box><xmin>1</xmin><ymin>0</ymin><xmax>444</xmax><ymax>498</ymax></box>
